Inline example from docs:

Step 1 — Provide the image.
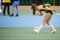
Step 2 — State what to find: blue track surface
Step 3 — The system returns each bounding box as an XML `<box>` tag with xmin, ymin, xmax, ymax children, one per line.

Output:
<box><xmin>0</xmin><ymin>15</ymin><xmax>60</xmax><ymax>27</ymax></box>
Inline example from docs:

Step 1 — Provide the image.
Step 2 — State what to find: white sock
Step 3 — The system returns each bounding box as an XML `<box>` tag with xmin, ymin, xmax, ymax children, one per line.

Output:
<box><xmin>49</xmin><ymin>24</ymin><xmax>56</xmax><ymax>31</ymax></box>
<box><xmin>38</xmin><ymin>25</ymin><xmax>44</xmax><ymax>31</ymax></box>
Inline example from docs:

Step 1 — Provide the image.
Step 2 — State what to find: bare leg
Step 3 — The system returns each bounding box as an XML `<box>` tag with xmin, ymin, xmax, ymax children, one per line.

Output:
<box><xmin>34</xmin><ymin>13</ymin><xmax>49</xmax><ymax>33</ymax></box>
<box><xmin>38</xmin><ymin>13</ymin><xmax>50</xmax><ymax>31</ymax></box>
<box><xmin>34</xmin><ymin>11</ymin><xmax>53</xmax><ymax>33</ymax></box>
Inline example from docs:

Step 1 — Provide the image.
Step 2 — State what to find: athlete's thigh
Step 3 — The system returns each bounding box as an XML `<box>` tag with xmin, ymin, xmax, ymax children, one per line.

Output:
<box><xmin>44</xmin><ymin>13</ymin><xmax>52</xmax><ymax>22</ymax></box>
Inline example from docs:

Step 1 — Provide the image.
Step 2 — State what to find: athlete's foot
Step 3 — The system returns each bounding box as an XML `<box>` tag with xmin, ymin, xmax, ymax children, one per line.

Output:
<box><xmin>51</xmin><ymin>29</ymin><xmax>56</xmax><ymax>33</ymax></box>
<box><xmin>33</xmin><ymin>29</ymin><xmax>39</xmax><ymax>33</ymax></box>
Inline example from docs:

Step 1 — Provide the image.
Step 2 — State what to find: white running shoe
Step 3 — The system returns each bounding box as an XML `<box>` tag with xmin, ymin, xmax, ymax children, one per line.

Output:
<box><xmin>51</xmin><ymin>29</ymin><xmax>56</xmax><ymax>33</ymax></box>
<box><xmin>33</xmin><ymin>29</ymin><xmax>39</xmax><ymax>33</ymax></box>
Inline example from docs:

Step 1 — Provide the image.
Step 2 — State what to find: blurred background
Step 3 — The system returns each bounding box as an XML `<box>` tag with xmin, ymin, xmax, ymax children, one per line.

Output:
<box><xmin>0</xmin><ymin>0</ymin><xmax>60</xmax><ymax>40</ymax></box>
<box><xmin>1</xmin><ymin>0</ymin><xmax>60</xmax><ymax>6</ymax></box>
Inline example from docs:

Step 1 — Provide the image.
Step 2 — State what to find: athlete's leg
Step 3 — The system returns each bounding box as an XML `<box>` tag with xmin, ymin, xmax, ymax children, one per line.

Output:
<box><xmin>46</xmin><ymin>21</ymin><xmax>56</xmax><ymax>33</ymax></box>
<box><xmin>44</xmin><ymin>10</ymin><xmax>56</xmax><ymax>33</ymax></box>
<box><xmin>34</xmin><ymin>10</ymin><xmax>53</xmax><ymax>33</ymax></box>
<box><xmin>34</xmin><ymin>12</ymin><xmax>48</xmax><ymax>33</ymax></box>
<box><xmin>38</xmin><ymin>12</ymin><xmax>50</xmax><ymax>31</ymax></box>
<box><xmin>45</xmin><ymin>10</ymin><xmax>56</xmax><ymax>31</ymax></box>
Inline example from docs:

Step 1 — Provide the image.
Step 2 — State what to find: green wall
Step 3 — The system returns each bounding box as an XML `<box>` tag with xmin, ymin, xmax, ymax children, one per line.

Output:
<box><xmin>2</xmin><ymin>0</ymin><xmax>60</xmax><ymax>5</ymax></box>
<box><xmin>20</xmin><ymin>0</ymin><xmax>60</xmax><ymax>5</ymax></box>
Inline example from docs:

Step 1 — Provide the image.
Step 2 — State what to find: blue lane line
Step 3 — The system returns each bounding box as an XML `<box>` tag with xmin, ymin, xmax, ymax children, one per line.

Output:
<box><xmin>0</xmin><ymin>15</ymin><xmax>60</xmax><ymax>27</ymax></box>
